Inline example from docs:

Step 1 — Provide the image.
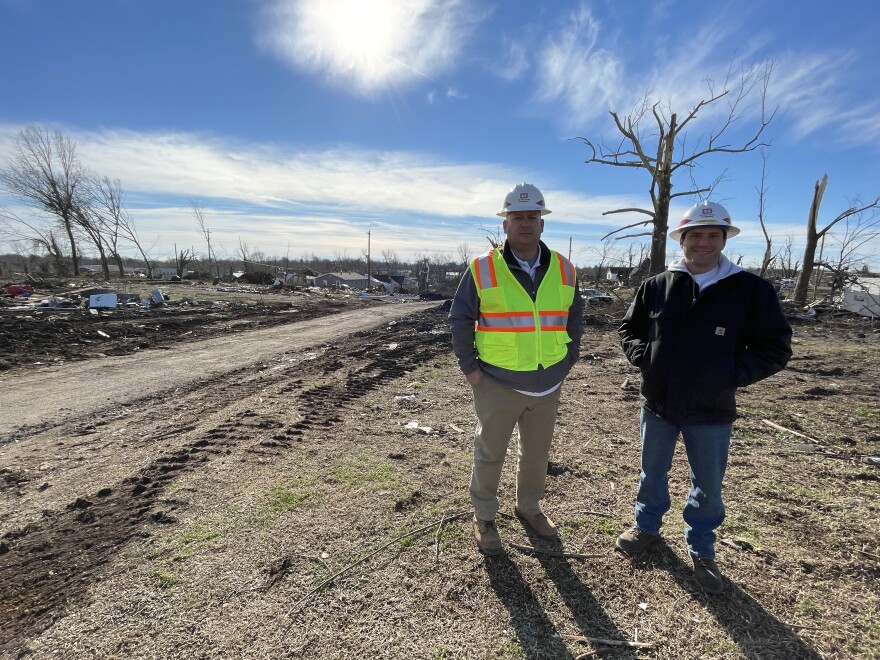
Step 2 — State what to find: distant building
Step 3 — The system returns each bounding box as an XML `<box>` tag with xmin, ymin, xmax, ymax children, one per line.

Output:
<box><xmin>283</xmin><ymin>267</ymin><xmax>319</xmax><ymax>287</ymax></box>
<box><xmin>370</xmin><ymin>275</ymin><xmax>398</xmax><ymax>292</ymax></box>
<box><xmin>605</xmin><ymin>267</ymin><xmax>633</xmax><ymax>285</ymax></box>
<box><xmin>158</xmin><ymin>267</ymin><xmax>181</xmax><ymax>280</ymax></box>
<box><xmin>313</xmin><ymin>272</ymin><xmax>369</xmax><ymax>290</ymax></box>
<box><xmin>390</xmin><ymin>274</ymin><xmax>418</xmax><ymax>291</ymax></box>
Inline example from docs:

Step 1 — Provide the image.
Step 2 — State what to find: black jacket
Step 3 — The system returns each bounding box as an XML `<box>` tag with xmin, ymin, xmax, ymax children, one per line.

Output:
<box><xmin>619</xmin><ymin>269</ymin><xmax>792</xmax><ymax>424</ymax></box>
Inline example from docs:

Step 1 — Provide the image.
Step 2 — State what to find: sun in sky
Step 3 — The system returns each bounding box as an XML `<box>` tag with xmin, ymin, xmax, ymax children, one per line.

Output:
<box><xmin>324</xmin><ymin>0</ymin><xmax>394</xmax><ymax>60</ymax></box>
<box><xmin>260</xmin><ymin>0</ymin><xmax>471</xmax><ymax>94</ymax></box>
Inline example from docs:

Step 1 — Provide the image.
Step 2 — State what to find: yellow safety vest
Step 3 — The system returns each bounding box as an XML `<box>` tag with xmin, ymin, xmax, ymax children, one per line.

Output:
<box><xmin>470</xmin><ymin>248</ymin><xmax>576</xmax><ymax>371</ymax></box>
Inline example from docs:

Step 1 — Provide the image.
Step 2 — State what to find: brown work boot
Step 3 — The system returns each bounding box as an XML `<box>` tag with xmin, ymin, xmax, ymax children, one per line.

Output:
<box><xmin>692</xmin><ymin>557</ymin><xmax>724</xmax><ymax>594</ymax></box>
<box><xmin>473</xmin><ymin>516</ymin><xmax>504</xmax><ymax>555</ymax></box>
<box><xmin>615</xmin><ymin>525</ymin><xmax>659</xmax><ymax>557</ymax></box>
<box><xmin>514</xmin><ymin>508</ymin><xmax>559</xmax><ymax>538</ymax></box>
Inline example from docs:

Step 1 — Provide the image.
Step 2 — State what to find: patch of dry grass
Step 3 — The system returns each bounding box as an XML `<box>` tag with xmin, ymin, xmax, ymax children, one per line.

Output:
<box><xmin>7</xmin><ymin>309</ymin><xmax>879</xmax><ymax>658</ymax></box>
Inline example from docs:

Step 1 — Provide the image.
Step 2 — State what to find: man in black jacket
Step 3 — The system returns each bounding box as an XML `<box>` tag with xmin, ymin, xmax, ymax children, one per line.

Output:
<box><xmin>616</xmin><ymin>201</ymin><xmax>792</xmax><ymax>593</ymax></box>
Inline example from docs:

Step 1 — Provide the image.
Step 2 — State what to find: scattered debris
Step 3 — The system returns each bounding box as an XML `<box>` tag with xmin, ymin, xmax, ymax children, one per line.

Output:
<box><xmin>403</xmin><ymin>420</ymin><xmax>433</xmax><ymax>434</ymax></box>
<box><xmin>720</xmin><ymin>538</ymin><xmax>755</xmax><ymax>552</ymax></box>
<box><xmin>5</xmin><ymin>284</ymin><xmax>34</xmax><ymax>297</ymax></box>
<box><xmin>841</xmin><ymin>286</ymin><xmax>880</xmax><ymax>318</ymax></box>
<box><xmin>89</xmin><ymin>293</ymin><xmax>118</xmax><ymax>309</ymax></box>
<box><xmin>560</xmin><ymin>633</ymin><xmax>655</xmax><ymax>650</ymax></box>
<box><xmin>762</xmin><ymin>419</ymin><xmax>823</xmax><ymax>444</ymax></box>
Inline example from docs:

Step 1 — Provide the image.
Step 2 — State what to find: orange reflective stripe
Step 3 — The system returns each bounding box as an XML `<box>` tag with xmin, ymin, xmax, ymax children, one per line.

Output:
<box><xmin>474</xmin><ymin>250</ymin><xmax>498</xmax><ymax>290</ymax></box>
<box><xmin>478</xmin><ymin>311</ymin><xmax>535</xmax><ymax>332</ymax></box>
<box><xmin>556</xmin><ymin>253</ymin><xmax>575</xmax><ymax>287</ymax></box>
<box><xmin>539</xmin><ymin>310</ymin><xmax>569</xmax><ymax>331</ymax></box>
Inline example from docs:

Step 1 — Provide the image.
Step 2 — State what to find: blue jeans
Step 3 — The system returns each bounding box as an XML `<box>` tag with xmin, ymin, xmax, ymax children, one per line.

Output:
<box><xmin>634</xmin><ymin>408</ymin><xmax>731</xmax><ymax>559</ymax></box>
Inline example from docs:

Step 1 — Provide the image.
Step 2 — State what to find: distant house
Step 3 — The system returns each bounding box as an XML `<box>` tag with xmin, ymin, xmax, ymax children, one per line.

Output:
<box><xmin>283</xmin><ymin>267</ymin><xmax>319</xmax><ymax>287</ymax></box>
<box><xmin>313</xmin><ymin>272</ymin><xmax>369</xmax><ymax>290</ymax></box>
<box><xmin>371</xmin><ymin>275</ymin><xmax>399</xmax><ymax>293</ymax></box>
<box><xmin>605</xmin><ymin>267</ymin><xmax>633</xmax><ymax>285</ymax></box>
<box><xmin>391</xmin><ymin>274</ymin><xmax>418</xmax><ymax>291</ymax></box>
<box><xmin>158</xmin><ymin>267</ymin><xmax>181</xmax><ymax>280</ymax></box>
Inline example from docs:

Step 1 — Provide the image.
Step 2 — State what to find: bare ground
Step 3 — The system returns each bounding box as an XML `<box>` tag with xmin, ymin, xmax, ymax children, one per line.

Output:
<box><xmin>0</xmin><ymin>287</ymin><xmax>878</xmax><ymax>659</ymax></box>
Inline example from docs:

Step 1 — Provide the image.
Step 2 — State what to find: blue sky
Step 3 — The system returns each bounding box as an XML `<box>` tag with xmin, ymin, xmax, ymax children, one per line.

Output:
<box><xmin>1</xmin><ymin>0</ymin><xmax>879</xmax><ymax>269</ymax></box>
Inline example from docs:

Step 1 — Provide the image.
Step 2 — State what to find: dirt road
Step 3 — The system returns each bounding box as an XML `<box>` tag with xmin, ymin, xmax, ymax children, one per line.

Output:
<box><xmin>0</xmin><ymin>301</ymin><xmax>436</xmax><ymax>440</ymax></box>
<box><xmin>1</xmin><ymin>301</ymin><xmax>878</xmax><ymax>658</ymax></box>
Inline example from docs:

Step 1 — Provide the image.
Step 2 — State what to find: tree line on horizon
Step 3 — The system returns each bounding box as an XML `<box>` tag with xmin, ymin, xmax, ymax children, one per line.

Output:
<box><xmin>1</xmin><ymin>60</ymin><xmax>878</xmax><ymax>304</ymax></box>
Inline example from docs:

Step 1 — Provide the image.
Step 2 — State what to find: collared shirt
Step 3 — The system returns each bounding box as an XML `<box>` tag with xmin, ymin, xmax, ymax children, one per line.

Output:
<box><xmin>511</xmin><ymin>245</ymin><xmax>542</xmax><ymax>281</ymax></box>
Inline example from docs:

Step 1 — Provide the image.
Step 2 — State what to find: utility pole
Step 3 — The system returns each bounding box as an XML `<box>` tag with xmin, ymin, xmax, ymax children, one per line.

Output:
<box><xmin>568</xmin><ymin>236</ymin><xmax>572</xmax><ymax>261</ymax></box>
<box><xmin>366</xmin><ymin>231</ymin><xmax>371</xmax><ymax>292</ymax></box>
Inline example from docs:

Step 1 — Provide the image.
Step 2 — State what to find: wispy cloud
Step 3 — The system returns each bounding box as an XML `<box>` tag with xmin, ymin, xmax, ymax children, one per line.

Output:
<box><xmin>0</xmin><ymin>123</ymin><xmax>637</xmax><ymax>260</ymax></box>
<box><xmin>769</xmin><ymin>51</ymin><xmax>880</xmax><ymax>146</ymax></box>
<box><xmin>534</xmin><ymin>5</ymin><xmax>768</xmax><ymax>135</ymax></box>
<box><xmin>486</xmin><ymin>36</ymin><xmax>530</xmax><ymax>81</ymax></box>
<box><xmin>257</xmin><ymin>0</ymin><xmax>484</xmax><ymax>95</ymax></box>
<box><xmin>528</xmin><ymin>3</ymin><xmax>880</xmax><ymax>151</ymax></box>
<box><xmin>533</xmin><ymin>4</ymin><xmax>623</xmax><ymax>130</ymax></box>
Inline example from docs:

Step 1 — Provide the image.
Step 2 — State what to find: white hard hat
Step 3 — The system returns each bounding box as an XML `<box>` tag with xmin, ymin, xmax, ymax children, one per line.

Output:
<box><xmin>670</xmin><ymin>201</ymin><xmax>740</xmax><ymax>240</ymax></box>
<box><xmin>497</xmin><ymin>182</ymin><xmax>551</xmax><ymax>217</ymax></box>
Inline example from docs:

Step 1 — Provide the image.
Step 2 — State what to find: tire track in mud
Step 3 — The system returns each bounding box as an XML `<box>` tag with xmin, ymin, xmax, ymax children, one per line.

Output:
<box><xmin>0</xmin><ymin>306</ymin><xmax>450</xmax><ymax>652</ymax></box>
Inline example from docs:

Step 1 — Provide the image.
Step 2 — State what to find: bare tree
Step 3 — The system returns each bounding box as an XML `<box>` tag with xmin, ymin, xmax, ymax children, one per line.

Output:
<box><xmin>430</xmin><ymin>252</ymin><xmax>452</xmax><ymax>286</ymax></box>
<box><xmin>815</xmin><ymin>205</ymin><xmax>880</xmax><ymax>300</ymax></box>
<box><xmin>0</xmin><ymin>207</ymin><xmax>69</xmax><ymax>275</ymax></box>
<box><xmin>472</xmin><ymin>220</ymin><xmax>504</xmax><ymax>249</ymax></box>
<box><xmin>755</xmin><ymin>150</ymin><xmax>774</xmax><ymax>279</ymax></box>
<box><xmin>380</xmin><ymin>248</ymin><xmax>398</xmax><ymax>278</ymax></box>
<box><xmin>72</xmin><ymin>203</ymin><xmax>112</xmax><ymax>279</ymax></box>
<box><xmin>587</xmin><ymin>239</ymin><xmax>622</xmax><ymax>284</ymax></box>
<box><xmin>456</xmin><ymin>242</ymin><xmax>471</xmax><ymax>270</ymax></box>
<box><xmin>114</xmin><ymin>202</ymin><xmax>155</xmax><ymax>278</ymax></box>
<box><xmin>238</xmin><ymin>237</ymin><xmax>252</xmax><ymax>273</ymax></box>
<box><xmin>0</xmin><ymin>126</ymin><xmax>89</xmax><ymax>275</ymax></box>
<box><xmin>192</xmin><ymin>202</ymin><xmax>220</xmax><ymax>279</ymax></box>
<box><xmin>88</xmin><ymin>176</ymin><xmax>134</xmax><ymax>277</ymax></box>
<box><xmin>777</xmin><ymin>235</ymin><xmax>799</xmax><ymax>280</ymax></box>
<box><xmin>174</xmin><ymin>244</ymin><xmax>193</xmax><ymax>278</ymax></box>
<box><xmin>574</xmin><ymin>61</ymin><xmax>775</xmax><ymax>276</ymax></box>
<box><xmin>793</xmin><ymin>174</ymin><xmax>880</xmax><ymax>305</ymax></box>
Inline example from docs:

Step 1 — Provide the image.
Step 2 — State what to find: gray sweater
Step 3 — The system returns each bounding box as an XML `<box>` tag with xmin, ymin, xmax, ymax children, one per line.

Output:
<box><xmin>448</xmin><ymin>240</ymin><xmax>584</xmax><ymax>392</ymax></box>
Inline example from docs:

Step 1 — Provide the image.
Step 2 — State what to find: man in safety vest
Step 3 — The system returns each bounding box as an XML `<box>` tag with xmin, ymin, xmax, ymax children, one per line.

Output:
<box><xmin>449</xmin><ymin>183</ymin><xmax>584</xmax><ymax>555</ymax></box>
<box><xmin>617</xmin><ymin>201</ymin><xmax>792</xmax><ymax>593</ymax></box>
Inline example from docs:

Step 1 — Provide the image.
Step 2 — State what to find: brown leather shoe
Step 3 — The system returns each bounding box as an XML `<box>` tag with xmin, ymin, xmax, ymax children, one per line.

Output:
<box><xmin>514</xmin><ymin>508</ymin><xmax>559</xmax><ymax>538</ymax></box>
<box><xmin>615</xmin><ymin>525</ymin><xmax>659</xmax><ymax>557</ymax></box>
<box><xmin>692</xmin><ymin>556</ymin><xmax>724</xmax><ymax>594</ymax></box>
<box><xmin>473</xmin><ymin>516</ymin><xmax>504</xmax><ymax>555</ymax></box>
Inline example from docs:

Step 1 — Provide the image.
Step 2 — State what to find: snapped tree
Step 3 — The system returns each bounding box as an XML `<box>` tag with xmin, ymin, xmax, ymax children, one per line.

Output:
<box><xmin>794</xmin><ymin>174</ymin><xmax>880</xmax><ymax>306</ymax></box>
<box><xmin>574</xmin><ymin>61</ymin><xmax>775</xmax><ymax>275</ymax></box>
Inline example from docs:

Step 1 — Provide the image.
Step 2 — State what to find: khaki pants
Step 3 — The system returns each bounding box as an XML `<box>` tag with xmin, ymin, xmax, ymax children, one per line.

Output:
<box><xmin>469</xmin><ymin>375</ymin><xmax>562</xmax><ymax>521</ymax></box>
